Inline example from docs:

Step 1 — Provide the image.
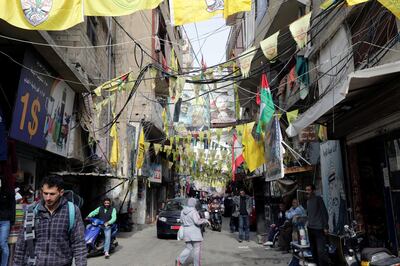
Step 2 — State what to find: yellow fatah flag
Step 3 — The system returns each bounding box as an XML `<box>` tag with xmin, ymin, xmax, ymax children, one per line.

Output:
<box><xmin>136</xmin><ymin>128</ymin><xmax>145</xmax><ymax>169</ymax></box>
<box><xmin>84</xmin><ymin>0</ymin><xmax>163</xmax><ymax>16</ymax></box>
<box><xmin>239</xmin><ymin>46</ymin><xmax>257</xmax><ymax>78</ymax></box>
<box><xmin>154</xmin><ymin>144</ymin><xmax>161</xmax><ymax>155</ymax></box>
<box><xmin>94</xmin><ymin>72</ymin><xmax>134</xmax><ymax>96</ymax></box>
<box><xmin>0</xmin><ymin>0</ymin><xmax>83</xmax><ymax>30</ymax></box>
<box><xmin>378</xmin><ymin>0</ymin><xmax>400</xmax><ymax>19</ymax></box>
<box><xmin>289</xmin><ymin>12</ymin><xmax>312</xmax><ymax>49</ymax></box>
<box><xmin>286</xmin><ymin>109</ymin><xmax>299</xmax><ymax>124</ymax></box>
<box><xmin>346</xmin><ymin>0</ymin><xmax>369</xmax><ymax>6</ymax></box>
<box><xmin>170</xmin><ymin>0</ymin><xmax>223</xmax><ymax>26</ymax></box>
<box><xmin>110</xmin><ymin>124</ymin><xmax>119</xmax><ymax>168</ymax></box>
<box><xmin>242</xmin><ymin>122</ymin><xmax>265</xmax><ymax>172</ymax></box>
<box><xmin>320</xmin><ymin>0</ymin><xmax>336</xmax><ymax>9</ymax></box>
<box><xmin>224</xmin><ymin>0</ymin><xmax>252</xmax><ymax>18</ymax></box>
<box><xmin>260</xmin><ymin>31</ymin><xmax>280</xmax><ymax>63</ymax></box>
<box><xmin>144</xmin><ymin>142</ymin><xmax>151</xmax><ymax>152</ymax></box>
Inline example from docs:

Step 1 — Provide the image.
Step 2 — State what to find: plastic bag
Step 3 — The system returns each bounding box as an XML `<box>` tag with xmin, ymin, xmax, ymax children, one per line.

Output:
<box><xmin>177</xmin><ymin>226</ymin><xmax>184</xmax><ymax>241</ymax></box>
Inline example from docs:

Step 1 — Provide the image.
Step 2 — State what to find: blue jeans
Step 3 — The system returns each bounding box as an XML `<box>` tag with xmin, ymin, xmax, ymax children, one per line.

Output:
<box><xmin>103</xmin><ymin>226</ymin><xmax>111</xmax><ymax>253</ymax></box>
<box><xmin>0</xmin><ymin>221</ymin><xmax>10</xmax><ymax>266</ymax></box>
<box><xmin>238</xmin><ymin>215</ymin><xmax>249</xmax><ymax>241</ymax></box>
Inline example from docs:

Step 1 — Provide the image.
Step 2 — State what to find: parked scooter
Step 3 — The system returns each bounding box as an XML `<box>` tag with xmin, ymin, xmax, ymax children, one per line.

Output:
<box><xmin>85</xmin><ymin>218</ymin><xmax>118</xmax><ymax>257</ymax></box>
<box><xmin>343</xmin><ymin>222</ymin><xmax>400</xmax><ymax>266</ymax></box>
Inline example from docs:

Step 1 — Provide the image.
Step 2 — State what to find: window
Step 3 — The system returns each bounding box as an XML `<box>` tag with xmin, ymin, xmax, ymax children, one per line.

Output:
<box><xmin>87</xmin><ymin>17</ymin><xmax>97</xmax><ymax>46</ymax></box>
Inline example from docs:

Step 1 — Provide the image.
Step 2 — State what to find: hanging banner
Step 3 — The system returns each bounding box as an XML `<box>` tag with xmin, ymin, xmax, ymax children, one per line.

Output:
<box><xmin>264</xmin><ymin>117</ymin><xmax>284</xmax><ymax>182</ymax></box>
<box><xmin>320</xmin><ymin>140</ymin><xmax>347</xmax><ymax>234</ymax></box>
<box><xmin>10</xmin><ymin>51</ymin><xmax>75</xmax><ymax>158</ymax></box>
<box><xmin>210</xmin><ymin>82</ymin><xmax>236</xmax><ymax>125</ymax></box>
<box><xmin>260</xmin><ymin>31</ymin><xmax>280</xmax><ymax>63</ymax></box>
<box><xmin>378</xmin><ymin>0</ymin><xmax>400</xmax><ymax>19</ymax></box>
<box><xmin>84</xmin><ymin>0</ymin><xmax>163</xmax><ymax>16</ymax></box>
<box><xmin>289</xmin><ymin>12</ymin><xmax>312</xmax><ymax>49</ymax></box>
<box><xmin>346</xmin><ymin>0</ymin><xmax>369</xmax><ymax>5</ymax></box>
<box><xmin>136</xmin><ymin>128</ymin><xmax>145</xmax><ymax>169</ymax></box>
<box><xmin>239</xmin><ymin>46</ymin><xmax>257</xmax><ymax>78</ymax></box>
<box><xmin>148</xmin><ymin>163</ymin><xmax>162</xmax><ymax>183</ymax></box>
<box><xmin>0</xmin><ymin>0</ymin><xmax>83</xmax><ymax>31</ymax></box>
<box><xmin>224</xmin><ymin>0</ymin><xmax>251</xmax><ymax>18</ymax></box>
<box><xmin>177</xmin><ymin>82</ymin><xmax>210</xmax><ymax>130</ymax></box>
<box><xmin>170</xmin><ymin>0</ymin><xmax>223</xmax><ymax>25</ymax></box>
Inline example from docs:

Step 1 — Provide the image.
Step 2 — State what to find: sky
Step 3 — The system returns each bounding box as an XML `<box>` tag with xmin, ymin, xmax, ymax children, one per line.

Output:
<box><xmin>183</xmin><ymin>17</ymin><xmax>231</xmax><ymax>68</ymax></box>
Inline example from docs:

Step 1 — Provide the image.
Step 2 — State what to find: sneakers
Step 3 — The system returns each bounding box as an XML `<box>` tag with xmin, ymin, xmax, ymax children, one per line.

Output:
<box><xmin>263</xmin><ymin>241</ymin><xmax>274</xmax><ymax>246</ymax></box>
<box><xmin>104</xmin><ymin>252</ymin><xmax>110</xmax><ymax>259</ymax></box>
<box><xmin>238</xmin><ymin>239</ymin><xmax>243</xmax><ymax>243</ymax></box>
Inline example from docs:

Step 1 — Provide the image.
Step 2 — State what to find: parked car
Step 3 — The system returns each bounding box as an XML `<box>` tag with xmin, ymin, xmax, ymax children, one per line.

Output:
<box><xmin>156</xmin><ymin>197</ymin><xmax>202</xmax><ymax>239</ymax></box>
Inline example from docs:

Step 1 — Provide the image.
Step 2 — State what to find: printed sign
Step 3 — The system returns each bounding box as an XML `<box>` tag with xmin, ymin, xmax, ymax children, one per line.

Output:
<box><xmin>264</xmin><ymin>116</ymin><xmax>284</xmax><ymax>182</ymax></box>
<box><xmin>178</xmin><ymin>82</ymin><xmax>210</xmax><ymax>129</ymax></box>
<box><xmin>148</xmin><ymin>163</ymin><xmax>162</xmax><ymax>183</ymax></box>
<box><xmin>10</xmin><ymin>50</ymin><xmax>75</xmax><ymax>157</ymax></box>
<box><xmin>210</xmin><ymin>82</ymin><xmax>236</xmax><ymax>125</ymax></box>
<box><xmin>320</xmin><ymin>140</ymin><xmax>347</xmax><ymax>234</ymax></box>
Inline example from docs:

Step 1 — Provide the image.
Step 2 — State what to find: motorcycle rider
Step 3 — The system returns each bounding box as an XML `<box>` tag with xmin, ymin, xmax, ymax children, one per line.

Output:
<box><xmin>208</xmin><ymin>197</ymin><xmax>221</xmax><ymax>212</ymax></box>
<box><xmin>87</xmin><ymin>198</ymin><xmax>117</xmax><ymax>259</ymax></box>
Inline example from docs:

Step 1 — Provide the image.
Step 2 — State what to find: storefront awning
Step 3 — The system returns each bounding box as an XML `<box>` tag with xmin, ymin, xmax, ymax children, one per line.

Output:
<box><xmin>53</xmin><ymin>171</ymin><xmax>128</xmax><ymax>180</ymax></box>
<box><xmin>286</xmin><ymin>60</ymin><xmax>400</xmax><ymax>137</ymax></box>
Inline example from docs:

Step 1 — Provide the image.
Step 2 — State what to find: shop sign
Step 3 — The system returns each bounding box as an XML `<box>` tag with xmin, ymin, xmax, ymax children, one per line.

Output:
<box><xmin>299</xmin><ymin>125</ymin><xmax>317</xmax><ymax>142</ymax></box>
<box><xmin>10</xmin><ymin>51</ymin><xmax>75</xmax><ymax>157</ymax></box>
<box><xmin>148</xmin><ymin>163</ymin><xmax>162</xmax><ymax>183</ymax></box>
<box><xmin>320</xmin><ymin>140</ymin><xmax>347</xmax><ymax>234</ymax></box>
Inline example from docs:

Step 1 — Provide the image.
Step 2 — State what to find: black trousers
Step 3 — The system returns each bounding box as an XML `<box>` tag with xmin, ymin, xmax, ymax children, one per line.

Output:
<box><xmin>230</xmin><ymin>216</ymin><xmax>239</xmax><ymax>232</ymax></box>
<box><xmin>307</xmin><ymin>228</ymin><xmax>330</xmax><ymax>266</ymax></box>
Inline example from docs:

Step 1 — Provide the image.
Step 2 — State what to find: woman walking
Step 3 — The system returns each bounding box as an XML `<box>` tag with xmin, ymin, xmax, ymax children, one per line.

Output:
<box><xmin>176</xmin><ymin>198</ymin><xmax>210</xmax><ymax>266</ymax></box>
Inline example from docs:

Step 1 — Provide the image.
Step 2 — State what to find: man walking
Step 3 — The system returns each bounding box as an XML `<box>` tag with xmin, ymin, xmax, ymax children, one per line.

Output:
<box><xmin>87</xmin><ymin>198</ymin><xmax>117</xmax><ymax>259</ymax></box>
<box><xmin>234</xmin><ymin>189</ymin><xmax>252</xmax><ymax>242</ymax></box>
<box><xmin>306</xmin><ymin>184</ymin><xmax>330</xmax><ymax>266</ymax></box>
<box><xmin>14</xmin><ymin>175</ymin><xmax>87</xmax><ymax>266</ymax></box>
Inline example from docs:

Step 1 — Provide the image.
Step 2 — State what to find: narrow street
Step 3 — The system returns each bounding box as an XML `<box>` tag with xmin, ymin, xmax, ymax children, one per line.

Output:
<box><xmin>88</xmin><ymin>219</ymin><xmax>291</xmax><ymax>266</ymax></box>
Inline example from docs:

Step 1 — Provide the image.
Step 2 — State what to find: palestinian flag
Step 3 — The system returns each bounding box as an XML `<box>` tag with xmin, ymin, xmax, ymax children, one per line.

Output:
<box><xmin>256</xmin><ymin>73</ymin><xmax>275</xmax><ymax>134</ymax></box>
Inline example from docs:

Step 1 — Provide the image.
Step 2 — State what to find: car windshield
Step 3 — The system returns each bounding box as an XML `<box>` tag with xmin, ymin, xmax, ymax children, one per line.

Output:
<box><xmin>164</xmin><ymin>200</ymin><xmax>184</xmax><ymax>211</ymax></box>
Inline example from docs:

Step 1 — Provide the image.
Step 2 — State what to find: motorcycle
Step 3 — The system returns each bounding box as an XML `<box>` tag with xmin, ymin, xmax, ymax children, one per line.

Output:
<box><xmin>209</xmin><ymin>208</ymin><xmax>222</xmax><ymax>232</ymax></box>
<box><xmin>343</xmin><ymin>222</ymin><xmax>400</xmax><ymax>266</ymax></box>
<box><xmin>85</xmin><ymin>218</ymin><xmax>118</xmax><ymax>257</ymax></box>
<box><xmin>208</xmin><ymin>201</ymin><xmax>222</xmax><ymax>232</ymax></box>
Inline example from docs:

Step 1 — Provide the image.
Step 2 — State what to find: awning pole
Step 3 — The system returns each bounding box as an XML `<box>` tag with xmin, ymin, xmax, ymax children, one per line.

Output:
<box><xmin>281</xmin><ymin>141</ymin><xmax>312</xmax><ymax>166</ymax></box>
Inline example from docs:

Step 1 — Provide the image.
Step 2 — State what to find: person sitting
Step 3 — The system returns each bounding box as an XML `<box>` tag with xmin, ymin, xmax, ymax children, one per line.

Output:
<box><xmin>86</xmin><ymin>198</ymin><xmax>117</xmax><ymax>259</ymax></box>
<box><xmin>263</xmin><ymin>203</ymin><xmax>286</xmax><ymax>246</ymax></box>
<box><xmin>278</xmin><ymin>199</ymin><xmax>306</xmax><ymax>253</ymax></box>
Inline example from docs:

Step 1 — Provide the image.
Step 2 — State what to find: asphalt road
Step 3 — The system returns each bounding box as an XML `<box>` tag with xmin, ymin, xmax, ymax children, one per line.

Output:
<box><xmin>88</xmin><ymin>218</ymin><xmax>292</xmax><ymax>266</ymax></box>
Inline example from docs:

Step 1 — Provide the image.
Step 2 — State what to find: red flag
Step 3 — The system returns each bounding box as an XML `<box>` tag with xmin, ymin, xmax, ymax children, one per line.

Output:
<box><xmin>232</xmin><ymin>132</ymin><xmax>244</xmax><ymax>181</ymax></box>
<box><xmin>201</xmin><ymin>57</ymin><xmax>207</xmax><ymax>71</ymax></box>
<box><xmin>262</xmin><ymin>72</ymin><xmax>269</xmax><ymax>88</ymax></box>
<box><xmin>256</xmin><ymin>90</ymin><xmax>261</xmax><ymax>105</ymax></box>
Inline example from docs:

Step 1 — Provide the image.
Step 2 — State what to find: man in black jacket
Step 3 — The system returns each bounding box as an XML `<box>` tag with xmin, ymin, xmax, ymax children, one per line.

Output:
<box><xmin>0</xmin><ymin>178</ymin><xmax>15</xmax><ymax>266</ymax></box>
<box><xmin>306</xmin><ymin>184</ymin><xmax>330</xmax><ymax>266</ymax></box>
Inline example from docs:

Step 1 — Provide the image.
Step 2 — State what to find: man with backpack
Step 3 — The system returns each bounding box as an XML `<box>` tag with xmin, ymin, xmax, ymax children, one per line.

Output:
<box><xmin>14</xmin><ymin>175</ymin><xmax>87</xmax><ymax>266</ymax></box>
<box><xmin>86</xmin><ymin>198</ymin><xmax>117</xmax><ymax>259</ymax></box>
